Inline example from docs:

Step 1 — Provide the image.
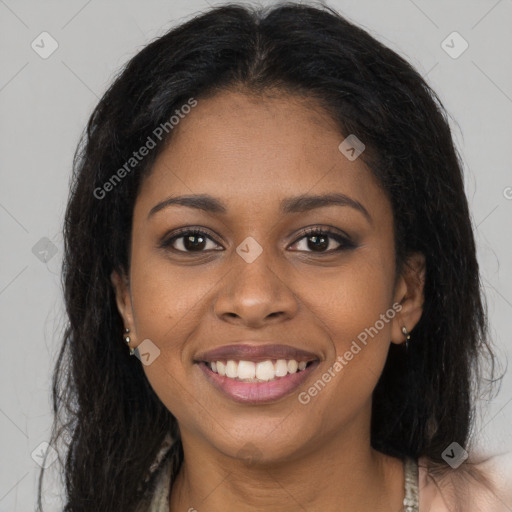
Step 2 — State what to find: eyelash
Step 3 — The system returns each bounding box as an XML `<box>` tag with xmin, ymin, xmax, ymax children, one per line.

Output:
<box><xmin>159</xmin><ymin>226</ymin><xmax>355</xmax><ymax>255</ymax></box>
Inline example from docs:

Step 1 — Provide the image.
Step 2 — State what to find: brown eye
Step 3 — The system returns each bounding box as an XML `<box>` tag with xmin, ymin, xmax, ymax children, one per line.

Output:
<box><xmin>160</xmin><ymin>227</ymin><xmax>355</xmax><ymax>255</ymax></box>
<box><xmin>161</xmin><ymin>229</ymin><xmax>222</xmax><ymax>253</ymax></box>
<box><xmin>290</xmin><ymin>228</ymin><xmax>355</xmax><ymax>253</ymax></box>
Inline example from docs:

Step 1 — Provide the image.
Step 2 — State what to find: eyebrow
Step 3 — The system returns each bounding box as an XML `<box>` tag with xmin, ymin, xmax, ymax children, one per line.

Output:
<box><xmin>148</xmin><ymin>192</ymin><xmax>372</xmax><ymax>224</ymax></box>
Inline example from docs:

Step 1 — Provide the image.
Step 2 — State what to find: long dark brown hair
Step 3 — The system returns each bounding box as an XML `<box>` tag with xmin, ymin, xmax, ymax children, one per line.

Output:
<box><xmin>38</xmin><ymin>2</ymin><xmax>500</xmax><ymax>510</ymax></box>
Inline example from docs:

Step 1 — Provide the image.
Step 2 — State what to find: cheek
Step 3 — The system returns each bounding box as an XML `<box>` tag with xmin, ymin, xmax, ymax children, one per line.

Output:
<box><xmin>311</xmin><ymin>257</ymin><xmax>395</xmax><ymax>344</ymax></box>
<box><xmin>129</xmin><ymin>249</ymin><xmax>212</xmax><ymax>343</ymax></box>
<box><xmin>128</xmin><ymin>254</ymin><xmax>205</xmax><ymax>416</ymax></box>
<box><xmin>309</xmin><ymin>256</ymin><xmax>396</xmax><ymax>397</ymax></box>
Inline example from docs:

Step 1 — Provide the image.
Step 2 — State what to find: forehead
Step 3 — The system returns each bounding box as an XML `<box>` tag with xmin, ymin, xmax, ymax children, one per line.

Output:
<box><xmin>136</xmin><ymin>89</ymin><xmax>389</xmax><ymax>221</ymax></box>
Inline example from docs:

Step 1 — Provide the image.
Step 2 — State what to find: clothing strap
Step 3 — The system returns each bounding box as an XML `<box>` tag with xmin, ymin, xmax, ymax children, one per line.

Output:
<box><xmin>403</xmin><ymin>456</ymin><xmax>420</xmax><ymax>512</ymax></box>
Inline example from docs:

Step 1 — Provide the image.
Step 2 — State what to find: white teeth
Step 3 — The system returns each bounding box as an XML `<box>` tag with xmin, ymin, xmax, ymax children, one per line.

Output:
<box><xmin>275</xmin><ymin>359</ymin><xmax>288</xmax><ymax>377</ymax></box>
<box><xmin>207</xmin><ymin>358</ymin><xmax>311</xmax><ymax>381</ymax></box>
<box><xmin>287</xmin><ymin>360</ymin><xmax>299</xmax><ymax>374</ymax></box>
<box><xmin>225</xmin><ymin>360</ymin><xmax>238</xmax><ymax>378</ymax></box>
<box><xmin>238</xmin><ymin>360</ymin><xmax>256</xmax><ymax>379</ymax></box>
<box><xmin>216</xmin><ymin>361</ymin><xmax>226</xmax><ymax>377</ymax></box>
<box><xmin>255</xmin><ymin>360</ymin><xmax>275</xmax><ymax>381</ymax></box>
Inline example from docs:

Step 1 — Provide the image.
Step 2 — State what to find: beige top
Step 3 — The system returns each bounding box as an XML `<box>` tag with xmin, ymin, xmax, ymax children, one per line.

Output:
<box><xmin>141</xmin><ymin>438</ymin><xmax>512</xmax><ymax>511</ymax></box>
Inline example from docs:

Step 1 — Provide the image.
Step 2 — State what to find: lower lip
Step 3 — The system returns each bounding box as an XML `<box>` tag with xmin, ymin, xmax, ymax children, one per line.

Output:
<box><xmin>197</xmin><ymin>361</ymin><xmax>319</xmax><ymax>404</ymax></box>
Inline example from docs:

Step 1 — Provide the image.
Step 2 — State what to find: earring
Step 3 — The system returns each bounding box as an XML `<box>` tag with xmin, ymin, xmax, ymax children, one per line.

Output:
<box><xmin>402</xmin><ymin>326</ymin><xmax>411</xmax><ymax>350</ymax></box>
<box><xmin>124</xmin><ymin>327</ymin><xmax>135</xmax><ymax>356</ymax></box>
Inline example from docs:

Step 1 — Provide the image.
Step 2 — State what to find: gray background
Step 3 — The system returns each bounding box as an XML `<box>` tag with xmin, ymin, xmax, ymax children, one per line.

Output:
<box><xmin>0</xmin><ymin>0</ymin><xmax>511</xmax><ymax>509</ymax></box>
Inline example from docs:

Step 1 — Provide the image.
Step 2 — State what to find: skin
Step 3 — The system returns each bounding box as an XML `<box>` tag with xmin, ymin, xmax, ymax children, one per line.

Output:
<box><xmin>111</xmin><ymin>88</ymin><xmax>426</xmax><ymax>512</ymax></box>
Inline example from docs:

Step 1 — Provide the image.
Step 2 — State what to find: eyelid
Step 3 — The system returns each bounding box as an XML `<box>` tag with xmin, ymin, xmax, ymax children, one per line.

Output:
<box><xmin>291</xmin><ymin>225</ymin><xmax>353</xmax><ymax>245</ymax></box>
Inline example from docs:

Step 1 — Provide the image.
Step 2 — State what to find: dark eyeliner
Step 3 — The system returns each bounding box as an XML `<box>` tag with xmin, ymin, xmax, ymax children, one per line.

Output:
<box><xmin>292</xmin><ymin>227</ymin><xmax>356</xmax><ymax>251</ymax></box>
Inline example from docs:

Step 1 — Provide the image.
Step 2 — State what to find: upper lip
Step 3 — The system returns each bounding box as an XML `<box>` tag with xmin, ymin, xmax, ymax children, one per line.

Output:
<box><xmin>195</xmin><ymin>343</ymin><xmax>320</xmax><ymax>363</ymax></box>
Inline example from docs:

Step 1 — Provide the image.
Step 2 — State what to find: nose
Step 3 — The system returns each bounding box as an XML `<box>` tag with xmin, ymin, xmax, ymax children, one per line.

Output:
<box><xmin>213</xmin><ymin>252</ymin><xmax>299</xmax><ymax>328</ymax></box>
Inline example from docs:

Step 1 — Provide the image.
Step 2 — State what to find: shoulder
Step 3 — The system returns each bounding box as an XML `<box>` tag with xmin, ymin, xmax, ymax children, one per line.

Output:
<box><xmin>417</xmin><ymin>452</ymin><xmax>512</xmax><ymax>512</ymax></box>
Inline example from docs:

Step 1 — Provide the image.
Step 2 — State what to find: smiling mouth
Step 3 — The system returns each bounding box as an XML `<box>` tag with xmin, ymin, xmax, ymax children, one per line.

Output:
<box><xmin>194</xmin><ymin>343</ymin><xmax>321</xmax><ymax>403</ymax></box>
<box><xmin>202</xmin><ymin>359</ymin><xmax>314</xmax><ymax>382</ymax></box>
<box><xmin>196</xmin><ymin>358</ymin><xmax>320</xmax><ymax>404</ymax></box>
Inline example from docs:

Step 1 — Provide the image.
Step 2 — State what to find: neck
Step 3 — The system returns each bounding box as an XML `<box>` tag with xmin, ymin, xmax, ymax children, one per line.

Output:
<box><xmin>169</xmin><ymin>415</ymin><xmax>405</xmax><ymax>512</ymax></box>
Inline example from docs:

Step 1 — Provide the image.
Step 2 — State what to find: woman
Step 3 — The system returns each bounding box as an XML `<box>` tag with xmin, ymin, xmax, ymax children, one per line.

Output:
<box><xmin>38</xmin><ymin>2</ymin><xmax>510</xmax><ymax>511</ymax></box>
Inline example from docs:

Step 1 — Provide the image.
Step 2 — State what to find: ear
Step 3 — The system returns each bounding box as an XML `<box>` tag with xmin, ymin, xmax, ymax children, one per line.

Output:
<box><xmin>111</xmin><ymin>269</ymin><xmax>137</xmax><ymax>341</ymax></box>
<box><xmin>390</xmin><ymin>252</ymin><xmax>426</xmax><ymax>345</ymax></box>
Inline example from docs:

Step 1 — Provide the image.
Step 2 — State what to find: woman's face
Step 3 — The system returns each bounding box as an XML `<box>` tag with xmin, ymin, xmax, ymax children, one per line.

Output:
<box><xmin>112</xmin><ymin>89</ymin><xmax>425</xmax><ymax>464</ymax></box>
